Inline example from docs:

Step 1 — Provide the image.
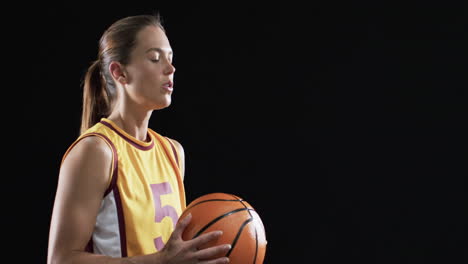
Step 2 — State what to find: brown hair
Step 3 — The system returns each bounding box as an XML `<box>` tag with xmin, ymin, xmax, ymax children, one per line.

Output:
<box><xmin>80</xmin><ymin>13</ymin><xmax>164</xmax><ymax>134</ymax></box>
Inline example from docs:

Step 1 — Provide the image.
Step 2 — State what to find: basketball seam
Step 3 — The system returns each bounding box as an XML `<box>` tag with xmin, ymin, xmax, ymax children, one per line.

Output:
<box><xmin>186</xmin><ymin>199</ymin><xmax>243</xmax><ymax>211</ymax></box>
<box><xmin>239</xmin><ymin>200</ymin><xmax>253</xmax><ymax>217</ymax></box>
<box><xmin>253</xmin><ymin>228</ymin><xmax>258</xmax><ymax>264</ymax></box>
<box><xmin>192</xmin><ymin>208</ymin><xmax>253</xmax><ymax>239</ymax></box>
<box><xmin>239</xmin><ymin>199</ymin><xmax>259</xmax><ymax>264</ymax></box>
<box><xmin>226</xmin><ymin>217</ymin><xmax>254</xmax><ymax>257</ymax></box>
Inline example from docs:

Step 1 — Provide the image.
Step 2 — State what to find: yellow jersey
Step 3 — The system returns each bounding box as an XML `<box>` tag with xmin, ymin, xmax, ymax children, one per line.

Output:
<box><xmin>61</xmin><ymin>118</ymin><xmax>186</xmax><ymax>257</ymax></box>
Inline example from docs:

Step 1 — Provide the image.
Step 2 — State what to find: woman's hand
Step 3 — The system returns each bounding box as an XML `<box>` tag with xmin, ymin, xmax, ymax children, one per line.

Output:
<box><xmin>157</xmin><ymin>213</ymin><xmax>231</xmax><ymax>264</ymax></box>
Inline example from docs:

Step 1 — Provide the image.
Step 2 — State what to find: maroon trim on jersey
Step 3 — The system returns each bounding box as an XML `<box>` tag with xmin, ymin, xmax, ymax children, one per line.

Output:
<box><xmin>154</xmin><ymin>134</ymin><xmax>181</xmax><ymax>180</ymax></box>
<box><xmin>85</xmin><ymin>238</ymin><xmax>93</xmax><ymax>253</ymax></box>
<box><xmin>100</xmin><ymin>120</ymin><xmax>154</xmax><ymax>151</ymax></box>
<box><xmin>96</xmin><ymin>134</ymin><xmax>128</xmax><ymax>257</ymax></box>
<box><xmin>113</xmin><ymin>182</ymin><xmax>128</xmax><ymax>257</ymax></box>
<box><xmin>165</xmin><ymin>137</ymin><xmax>180</xmax><ymax>168</ymax></box>
<box><xmin>81</xmin><ymin>132</ymin><xmax>128</xmax><ymax>257</ymax></box>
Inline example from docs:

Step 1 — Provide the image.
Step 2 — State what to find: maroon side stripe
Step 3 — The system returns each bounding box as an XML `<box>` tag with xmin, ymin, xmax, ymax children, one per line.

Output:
<box><xmin>81</xmin><ymin>132</ymin><xmax>127</xmax><ymax>257</ymax></box>
<box><xmin>165</xmin><ymin>137</ymin><xmax>180</xmax><ymax>168</ymax></box>
<box><xmin>85</xmin><ymin>238</ymin><xmax>93</xmax><ymax>253</ymax></box>
<box><xmin>100</xmin><ymin>120</ymin><xmax>154</xmax><ymax>151</ymax></box>
<box><xmin>112</xmin><ymin>183</ymin><xmax>128</xmax><ymax>257</ymax></box>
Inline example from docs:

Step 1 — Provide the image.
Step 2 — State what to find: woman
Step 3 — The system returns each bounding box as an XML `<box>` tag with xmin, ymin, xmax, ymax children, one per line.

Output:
<box><xmin>47</xmin><ymin>14</ymin><xmax>231</xmax><ymax>264</ymax></box>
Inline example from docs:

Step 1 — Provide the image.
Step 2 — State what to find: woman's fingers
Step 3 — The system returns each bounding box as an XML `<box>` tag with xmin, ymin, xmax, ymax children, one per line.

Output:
<box><xmin>195</xmin><ymin>244</ymin><xmax>231</xmax><ymax>260</ymax></box>
<box><xmin>190</xmin><ymin>230</ymin><xmax>223</xmax><ymax>248</ymax></box>
<box><xmin>171</xmin><ymin>213</ymin><xmax>192</xmax><ymax>239</ymax></box>
<box><xmin>161</xmin><ymin>213</ymin><xmax>232</xmax><ymax>263</ymax></box>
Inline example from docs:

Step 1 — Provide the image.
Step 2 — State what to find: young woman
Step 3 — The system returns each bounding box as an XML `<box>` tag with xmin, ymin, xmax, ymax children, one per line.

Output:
<box><xmin>47</xmin><ymin>14</ymin><xmax>231</xmax><ymax>264</ymax></box>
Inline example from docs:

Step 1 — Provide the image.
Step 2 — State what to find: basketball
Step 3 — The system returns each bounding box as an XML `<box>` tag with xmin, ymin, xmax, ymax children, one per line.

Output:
<box><xmin>179</xmin><ymin>192</ymin><xmax>267</xmax><ymax>264</ymax></box>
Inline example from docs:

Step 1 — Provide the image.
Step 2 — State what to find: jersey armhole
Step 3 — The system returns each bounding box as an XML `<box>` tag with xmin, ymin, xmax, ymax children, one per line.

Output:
<box><xmin>164</xmin><ymin>137</ymin><xmax>180</xmax><ymax>170</ymax></box>
<box><xmin>61</xmin><ymin>133</ymin><xmax>117</xmax><ymax>196</ymax></box>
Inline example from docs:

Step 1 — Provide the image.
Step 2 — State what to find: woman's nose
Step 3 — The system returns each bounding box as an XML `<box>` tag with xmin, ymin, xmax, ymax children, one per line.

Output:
<box><xmin>164</xmin><ymin>62</ymin><xmax>176</xmax><ymax>75</ymax></box>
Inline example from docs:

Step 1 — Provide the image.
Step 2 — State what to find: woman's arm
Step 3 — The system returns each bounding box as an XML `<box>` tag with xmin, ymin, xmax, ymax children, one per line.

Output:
<box><xmin>47</xmin><ymin>136</ymin><xmax>229</xmax><ymax>264</ymax></box>
<box><xmin>47</xmin><ymin>136</ymin><xmax>121</xmax><ymax>263</ymax></box>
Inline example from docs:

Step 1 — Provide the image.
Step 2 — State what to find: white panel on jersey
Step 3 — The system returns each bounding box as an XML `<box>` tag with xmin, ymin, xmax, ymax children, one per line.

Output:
<box><xmin>92</xmin><ymin>190</ymin><xmax>122</xmax><ymax>257</ymax></box>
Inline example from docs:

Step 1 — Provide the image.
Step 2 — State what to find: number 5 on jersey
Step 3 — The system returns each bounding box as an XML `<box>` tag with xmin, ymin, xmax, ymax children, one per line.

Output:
<box><xmin>150</xmin><ymin>182</ymin><xmax>179</xmax><ymax>251</ymax></box>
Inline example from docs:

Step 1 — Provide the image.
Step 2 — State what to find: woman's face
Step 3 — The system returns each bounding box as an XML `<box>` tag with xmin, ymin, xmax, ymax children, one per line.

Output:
<box><xmin>123</xmin><ymin>25</ymin><xmax>176</xmax><ymax>110</ymax></box>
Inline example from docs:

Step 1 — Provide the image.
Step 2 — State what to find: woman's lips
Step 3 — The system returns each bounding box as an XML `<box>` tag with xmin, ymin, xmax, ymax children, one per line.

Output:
<box><xmin>162</xmin><ymin>81</ymin><xmax>173</xmax><ymax>92</ymax></box>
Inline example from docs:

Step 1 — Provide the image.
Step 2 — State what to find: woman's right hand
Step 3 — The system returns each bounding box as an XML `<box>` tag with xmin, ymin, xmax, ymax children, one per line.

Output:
<box><xmin>156</xmin><ymin>213</ymin><xmax>231</xmax><ymax>264</ymax></box>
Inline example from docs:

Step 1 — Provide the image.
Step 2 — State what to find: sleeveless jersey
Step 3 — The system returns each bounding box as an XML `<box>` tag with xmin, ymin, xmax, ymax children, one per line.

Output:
<box><xmin>61</xmin><ymin>118</ymin><xmax>186</xmax><ymax>257</ymax></box>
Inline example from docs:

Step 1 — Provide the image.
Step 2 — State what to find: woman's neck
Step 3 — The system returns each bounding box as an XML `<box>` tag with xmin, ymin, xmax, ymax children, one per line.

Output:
<box><xmin>107</xmin><ymin>110</ymin><xmax>152</xmax><ymax>142</ymax></box>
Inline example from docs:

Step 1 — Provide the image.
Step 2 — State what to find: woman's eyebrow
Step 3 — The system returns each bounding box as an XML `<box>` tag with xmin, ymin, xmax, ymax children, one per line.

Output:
<box><xmin>145</xmin><ymin>47</ymin><xmax>173</xmax><ymax>55</ymax></box>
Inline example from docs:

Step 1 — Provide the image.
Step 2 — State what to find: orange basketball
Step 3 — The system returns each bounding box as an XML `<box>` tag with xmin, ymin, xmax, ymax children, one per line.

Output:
<box><xmin>179</xmin><ymin>192</ymin><xmax>267</xmax><ymax>264</ymax></box>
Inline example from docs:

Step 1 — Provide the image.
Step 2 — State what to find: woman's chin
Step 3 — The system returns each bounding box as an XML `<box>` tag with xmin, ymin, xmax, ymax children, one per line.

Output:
<box><xmin>152</xmin><ymin>99</ymin><xmax>172</xmax><ymax>110</ymax></box>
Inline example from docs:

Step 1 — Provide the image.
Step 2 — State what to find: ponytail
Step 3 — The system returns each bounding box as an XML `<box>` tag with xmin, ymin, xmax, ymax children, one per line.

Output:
<box><xmin>79</xmin><ymin>14</ymin><xmax>164</xmax><ymax>135</ymax></box>
<box><xmin>80</xmin><ymin>60</ymin><xmax>110</xmax><ymax>135</ymax></box>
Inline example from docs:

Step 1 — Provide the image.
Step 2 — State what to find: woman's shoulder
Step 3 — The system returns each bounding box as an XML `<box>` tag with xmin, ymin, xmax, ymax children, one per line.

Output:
<box><xmin>59</xmin><ymin>133</ymin><xmax>115</xmax><ymax>197</ymax></box>
<box><xmin>62</xmin><ymin>134</ymin><xmax>114</xmax><ymax>166</ymax></box>
<box><xmin>167</xmin><ymin>137</ymin><xmax>183</xmax><ymax>151</ymax></box>
<box><xmin>76</xmin><ymin>136</ymin><xmax>113</xmax><ymax>154</ymax></box>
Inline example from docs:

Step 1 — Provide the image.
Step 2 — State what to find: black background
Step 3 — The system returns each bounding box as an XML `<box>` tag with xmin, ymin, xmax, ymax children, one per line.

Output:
<box><xmin>8</xmin><ymin>1</ymin><xmax>466</xmax><ymax>263</ymax></box>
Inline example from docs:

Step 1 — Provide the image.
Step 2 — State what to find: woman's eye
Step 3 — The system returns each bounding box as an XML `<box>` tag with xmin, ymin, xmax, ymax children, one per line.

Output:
<box><xmin>150</xmin><ymin>53</ymin><xmax>160</xmax><ymax>62</ymax></box>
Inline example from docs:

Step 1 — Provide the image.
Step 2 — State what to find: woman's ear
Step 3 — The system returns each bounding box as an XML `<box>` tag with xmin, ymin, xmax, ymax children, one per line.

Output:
<box><xmin>109</xmin><ymin>61</ymin><xmax>127</xmax><ymax>85</ymax></box>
